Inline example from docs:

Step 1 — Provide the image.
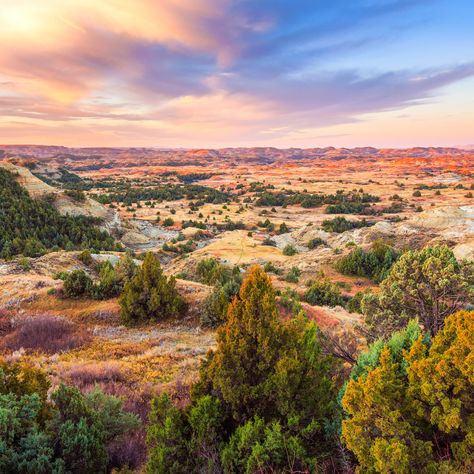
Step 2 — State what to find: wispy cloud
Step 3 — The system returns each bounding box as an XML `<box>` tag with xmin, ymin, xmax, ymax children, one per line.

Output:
<box><xmin>0</xmin><ymin>0</ymin><xmax>473</xmax><ymax>146</ymax></box>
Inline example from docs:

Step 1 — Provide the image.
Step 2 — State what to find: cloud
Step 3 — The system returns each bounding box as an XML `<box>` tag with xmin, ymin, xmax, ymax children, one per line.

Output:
<box><xmin>0</xmin><ymin>0</ymin><xmax>472</xmax><ymax>146</ymax></box>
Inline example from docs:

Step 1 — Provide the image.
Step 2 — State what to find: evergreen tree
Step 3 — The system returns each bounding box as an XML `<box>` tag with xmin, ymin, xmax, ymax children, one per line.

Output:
<box><xmin>119</xmin><ymin>252</ymin><xmax>185</xmax><ymax>325</ymax></box>
<box><xmin>205</xmin><ymin>266</ymin><xmax>285</xmax><ymax>423</ymax></box>
<box><xmin>361</xmin><ymin>245</ymin><xmax>474</xmax><ymax>338</ymax></box>
<box><xmin>304</xmin><ymin>278</ymin><xmax>344</xmax><ymax>307</ymax></box>
<box><xmin>147</xmin><ymin>267</ymin><xmax>339</xmax><ymax>472</ymax></box>
<box><xmin>146</xmin><ymin>394</ymin><xmax>190</xmax><ymax>474</ymax></box>
<box><xmin>0</xmin><ymin>168</ymin><xmax>118</xmax><ymax>258</ymax></box>
<box><xmin>62</xmin><ymin>270</ymin><xmax>93</xmax><ymax>298</ymax></box>
<box><xmin>341</xmin><ymin>310</ymin><xmax>474</xmax><ymax>473</ymax></box>
<box><xmin>50</xmin><ymin>385</ymin><xmax>107</xmax><ymax>474</ymax></box>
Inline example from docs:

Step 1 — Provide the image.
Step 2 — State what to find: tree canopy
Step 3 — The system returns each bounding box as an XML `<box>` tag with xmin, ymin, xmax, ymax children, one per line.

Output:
<box><xmin>0</xmin><ymin>168</ymin><xmax>118</xmax><ymax>258</ymax></box>
<box><xmin>361</xmin><ymin>245</ymin><xmax>474</xmax><ymax>338</ymax></box>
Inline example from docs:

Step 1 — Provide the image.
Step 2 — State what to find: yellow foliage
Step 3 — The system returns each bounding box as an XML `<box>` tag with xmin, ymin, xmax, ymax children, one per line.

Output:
<box><xmin>342</xmin><ymin>311</ymin><xmax>474</xmax><ymax>473</ymax></box>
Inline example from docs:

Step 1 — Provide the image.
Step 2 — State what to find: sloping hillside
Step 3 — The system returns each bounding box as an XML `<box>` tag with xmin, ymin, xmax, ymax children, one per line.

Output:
<box><xmin>0</xmin><ymin>167</ymin><xmax>119</xmax><ymax>258</ymax></box>
<box><xmin>0</xmin><ymin>161</ymin><xmax>122</xmax><ymax>234</ymax></box>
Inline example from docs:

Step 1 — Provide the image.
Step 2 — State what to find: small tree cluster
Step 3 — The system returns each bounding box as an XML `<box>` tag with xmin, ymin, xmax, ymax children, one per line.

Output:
<box><xmin>335</xmin><ymin>239</ymin><xmax>400</xmax><ymax>282</ymax></box>
<box><xmin>0</xmin><ymin>359</ymin><xmax>139</xmax><ymax>474</ymax></box>
<box><xmin>197</xmin><ymin>258</ymin><xmax>242</xmax><ymax>328</ymax></box>
<box><xmin>321</xmin><ymin>216</ymin><xmax>373</xmax><ymax>233</ymax></box>
<box><xmin>61</xmin><ymin>253</ymin><xmax>137</xmax><ymax>300</ymax></box>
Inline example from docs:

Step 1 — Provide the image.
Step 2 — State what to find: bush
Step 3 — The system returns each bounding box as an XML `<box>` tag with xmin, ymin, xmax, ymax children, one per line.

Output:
<box><xmin>263</xmin><ymin>261</ymin><xmax>281</xmax><ymax>275</ymax></box>
<box><xmin>62</xmin><ymin>255</ymin><xmax>137</xmax><ymax>300</ymax></box>
<box><xmin>335</xmin><ymin>240</ymin><xmax>400</xmax><ymax>282</ymax></box>
<box><xmin>321</xmin><ymin>217</ymin><xmax>373</xmax><ymax>233</ymax></box>
<box><xmin>341</xmin><ymin>311</ymin><xmax>474</xmax><ymax>473</ymax></box>
<box><xmin>304</xmin><ymin>279</ymin><xmax>344</xmax><ymax>307</ymax></box>
<box><xmin>0</xmin><ymin>316</ymin><xmax>90</xmax><ymax>354</ymax></box>
<box><xmin>307</xmin><ymin>237</ymin><xmax>326</xmax><ymax>249</ymax></box>
<box><xmin>346</xmin><ymin>291</ymin><xmax>367</xmax><ymax>313</ymax></box>
<box><xmin>285</xmin><ymin>266</ymin><xmax>301</xmax><ymax>283</ymax></box>
<box><xmin>61</xmin><ymin>361</ymin><xmax>128</xmax><ymax>390</ymax></box>
<box><xmin>196</xmin><ymin>258</ymin><xmax>241</xmax><ymax>287</ymax></box>
<box><xmin>278</xmin><ymin>288</ymin><xmax>303</xmax><ymax>316</ymax></box>
<box><xmin>200</xmin><ymin>280</ymin><xmax>240</xmax><ymax>328</ymax></box>
<box><xmin>65</xmin><ymin>188</ymin><xmax>86</xmax><ymax>202</ymax></box>
<box><xmin>197</xmin><ymin>259</ymin><xmax>242</xmax><ymax>328</ymax></box>
<box><xmin>78</xmin><ymin>249</ymin><xmax>93</xmax><ymax>265</ymax></box>
<box><xmin>362</xmin><ymin>245</ymin><xmax>474</xmax><ymax>339</ymax></box>
<box><xmin>63</xmin><ymin>269</ymin><xmax>93</xmax><ymax>298</ymax></box>
<box><xmin>162</xmin><ymin>217</ymin><xmax>174</xmax><ymax>227</ymax></box>
<box><xmin>17</xmin><ymin>256</ymin><xmax>31</xmax><ymax>271</ymax></box>
<box><xmin>91</xmin><ymin>261</ymin><xmax>122</xmax><ymax>299</ymax></box>
<box><xmin>119</xmin><ymin>253</ymin><xmax>185</xmax><ymax>325</ymax></box>
<box><xmin>0</xmin><ymin>361</ymin><xmax>140</xmax><ymax>474</ymax></box>
<box><xmin>282</xmin><ymin>244</ymin><xmax>297</xmax><ymax>256</ymax></box>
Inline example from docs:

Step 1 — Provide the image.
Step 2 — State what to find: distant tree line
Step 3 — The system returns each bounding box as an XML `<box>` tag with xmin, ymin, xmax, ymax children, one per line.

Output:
<box><xmin>95</xmin><ymin>184</ymin><xmax>230</xmax><ymax>206</ymax></box>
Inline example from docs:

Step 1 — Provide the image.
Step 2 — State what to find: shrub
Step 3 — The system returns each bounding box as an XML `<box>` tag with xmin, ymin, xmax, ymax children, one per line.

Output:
<box><xmin>51</xmin><ymin>384</ymin><xmax>139</xmax><ymax>474</ymax></box>
<box><xmin>304</xmin><ymin>279</ymin><xmax>344</xmax><ymax>307</ymax></box>
<box><xmin>63</xmin><ymin>269</ymin><xmax>93</xmax><ymax>298</ymax></box>
<box><xmin>307</xmin><ymin>237</ymin><xmax>326</xmax><ymax>249</ymax></box>
<box><xmin>0</xmin><ymin>358</ymin><xmax>50</xmax><ymax>413</ymax></box>
<box><xmin>65</xmin><ymin>189</ymin><xmax>86</xmax><ymax>202</ymax></box>
<box><xmin>196</xmin><ymin>258</ymin><xmax>240</xmax><ymax>287</ymax></box>
<box><xmin>282</xmin><ymin>244</ymin><xmax>297</xmax><ymax>256</ymax></box>
<box><xmin>341</xmin><ymin>311</ymin><xmax>474</xmax><ymax>473</ymax></box>
<box><xmin>162</xmin><ymin>217</ymin><xmax>174</xmax><ymax>227</ymax></box>
<box><xmin>263</xmin><ymin>261</ymin><xmax>281</xmax><ymax>275</ymax></box>
<box><xmin>0</xmin><ymin>316</ymin><xmax>90</xmax><ymax>354</ymax></box>
<box><xmin>335</xmin><ymin>240</ymin><xmax>400</xmax><ymax>282</ymax></box>
<box><xmin>321</xmin><ymin>216</ymin><xmax>373</xmax><ymax>233</ymax></box>
<box><xmin>0</xmin><ymin>361</ymin><xmax>140</xmax><ymax>473</ymax></box>
<box><xmin>119</xmin><ymin>253</ymin><xmax>185</xmax><ymax>325</ymax></box>
<box><xmin>61</xmin><ymin>362</ymin><xmax>128</xmax><ymax>390</ymax></box>
<box><xmin>285</xmin><ymin>266</ymin><xmax>301</xmax><ymax>283</ymax></box>
<box><xmin>62</xmin><ymin>254</ymin><xmax>137</xmax><ymax>301</ymax></box>
<box><xmin>346</xmin><ymin>291</ymin><xmax>367</xmax><ymax>313</ymax></box>
<box><xmin>200</xmin><ymin>280</ymin><xmax>240</xmax><ymax>328</ymax></box>
<box><xmin>17</xmin><ymin>256</ymin><xmax>31</xmax><ymax>271</ymax></box>
<box><xmin>78</xmin><ymin>249</ymin><xmax>93</xmax><ymax>265</ymax></box>
<box><xmin>91</xmin><ymin>261</ymin><xmax>122</xmax><ymax>299</ymax></box>
<box><xmin>278</xmin><ymin>287</ymin><xmax>303</xmax><ymax>316</ymax></box>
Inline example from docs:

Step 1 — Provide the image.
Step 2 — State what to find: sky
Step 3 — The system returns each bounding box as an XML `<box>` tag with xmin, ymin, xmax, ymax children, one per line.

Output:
<box><xmin>0</xmin><ymin>0</ymin><xmax>473</xmax><ymax>148</ymax></box>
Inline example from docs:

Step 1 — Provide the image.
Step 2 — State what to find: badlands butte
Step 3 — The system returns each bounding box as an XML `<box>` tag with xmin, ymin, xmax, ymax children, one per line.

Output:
<box><xmin>0</xmin><ymin>145</ymin><xmax>473</xmax><ymax>465</ymax></box>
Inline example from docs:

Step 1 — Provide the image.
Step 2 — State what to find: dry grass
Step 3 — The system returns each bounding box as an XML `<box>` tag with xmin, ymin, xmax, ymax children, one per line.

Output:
<box><xmin>23</xmin><ymin>294</ymin><xmax>121</xmax><ymax>323</ymax></box>
<box><xmin>0</xmin><ymin>315</ymin><xmax>90</xmax><ymax>354</ymax></box>
<box><xmin>60</xmin><ymin>360</ymin><xmax>128</xmax><ymax>388</ymax></box>
<box><xmin>0</xmin><ymin>309</ymin><xmax>13</xmax><ymax>336</ymax></box>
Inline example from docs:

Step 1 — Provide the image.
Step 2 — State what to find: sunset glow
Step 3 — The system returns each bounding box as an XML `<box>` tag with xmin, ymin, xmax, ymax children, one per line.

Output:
<box><xmin>1</xmin><ymin>0</ymin><xmax>473</xmax><ymax>147</ymax></box>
